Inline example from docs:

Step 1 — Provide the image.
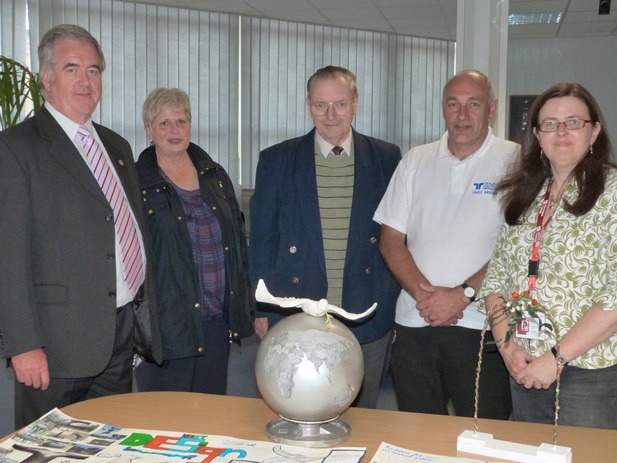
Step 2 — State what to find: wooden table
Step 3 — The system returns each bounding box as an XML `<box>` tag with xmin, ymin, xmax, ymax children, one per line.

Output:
<box><xmin>52</xmin><ymin>392</ymin><xmax>617</xmax><ymax>462</ymax></box>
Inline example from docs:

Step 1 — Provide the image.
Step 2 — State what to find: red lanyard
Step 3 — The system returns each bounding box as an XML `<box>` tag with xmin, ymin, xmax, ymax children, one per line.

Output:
<box><xmin>528</xmin><ymin>179</ymin><xmax>554</xmax><ymax>292</ymax></box>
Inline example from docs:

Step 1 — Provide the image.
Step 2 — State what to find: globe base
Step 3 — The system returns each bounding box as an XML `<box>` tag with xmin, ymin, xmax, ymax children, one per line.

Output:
<box><xmin>265</xmin><ymin>417</ymin><xmax>351</xmax><ymax>447</ymax></box>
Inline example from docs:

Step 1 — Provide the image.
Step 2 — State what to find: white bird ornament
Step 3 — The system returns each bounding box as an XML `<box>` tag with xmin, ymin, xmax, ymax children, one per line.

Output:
<box><xmin>255</xmin><ymin>279</ymin><xmax>377</xmax><ymax>322</ymax></box>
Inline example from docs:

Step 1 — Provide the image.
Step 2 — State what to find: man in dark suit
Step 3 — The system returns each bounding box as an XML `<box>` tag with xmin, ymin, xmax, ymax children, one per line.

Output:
<box><xmin>0</xmin><ymin>24</ymin><xmax>158</xmax><ymax>428</ymax></box>
<box><xmin>249</xmin><ymin>66</ymin><xmax>401</xmax><ymax>408</ymax></box>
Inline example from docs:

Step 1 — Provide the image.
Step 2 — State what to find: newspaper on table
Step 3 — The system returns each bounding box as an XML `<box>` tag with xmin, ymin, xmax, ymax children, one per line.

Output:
<box><xmin>370</xmin><ymin>442</ymin><xmax>495</xmax><ymax>463</ymax></box>
<box><xmin>0</xmin><ymin>409</ymin><xmax>365</xmax><ymax>463</ymax></box>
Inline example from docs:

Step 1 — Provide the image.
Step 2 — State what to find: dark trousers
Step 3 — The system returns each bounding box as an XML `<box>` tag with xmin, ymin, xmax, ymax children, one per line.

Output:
<box><xmin>136</xmin><ymin>317</ymin><xmax>229</xmax><ymax>394</ymax></box>
<box><xmin>510</xmin><ymin>363</ymin><xmax>617</xmax><ymax>429</ymax></box>
<box><xmin>391</xmin><ymin>324</ymin><xmax>511</xmax><ymax>419</ymax></box>
<box><xmin>353</xmin><ymin>329</ymin><xmax>393</xmax><ymax>409</ymax></box>
<box><xmin>15</xmin><ymin>304</ymin><xmax>134</xmax><ymax>429</ymax></box>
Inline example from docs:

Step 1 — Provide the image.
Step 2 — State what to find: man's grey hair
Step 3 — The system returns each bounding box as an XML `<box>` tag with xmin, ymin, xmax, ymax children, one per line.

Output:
<box><xmin>442</xmin><ymin>69</ymin><xmax>495</xmax><ymax>104</ymax></box>
<box><xmin>306</xmin><ymin>65</ymin><xmax>359</xmax><ymax>100</ymax></box>
<box><xmin>38</xmin><ymin>24</ymin><xmax>106</xmax><ymax>75</ymax></box>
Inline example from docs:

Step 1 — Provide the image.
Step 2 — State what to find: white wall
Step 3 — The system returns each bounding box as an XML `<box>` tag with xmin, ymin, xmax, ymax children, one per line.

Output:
<box><xmin>507</xmin><ymin>36</ymin><xmax>617</xmax><ymax>145</ymax></box>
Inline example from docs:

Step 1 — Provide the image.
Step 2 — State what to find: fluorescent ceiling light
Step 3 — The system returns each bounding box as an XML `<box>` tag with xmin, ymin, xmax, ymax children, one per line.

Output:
<box><xmin>508</xmin><ymin>12</ymin><xmax>563</xmax><ymax>26</ymax></box>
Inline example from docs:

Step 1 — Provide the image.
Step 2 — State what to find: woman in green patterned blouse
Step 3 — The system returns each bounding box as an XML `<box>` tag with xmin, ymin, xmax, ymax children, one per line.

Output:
<box><xmin>480</xmin><ymin>82</ymin><xmax>617</xmax><ymax>429</ymax></box>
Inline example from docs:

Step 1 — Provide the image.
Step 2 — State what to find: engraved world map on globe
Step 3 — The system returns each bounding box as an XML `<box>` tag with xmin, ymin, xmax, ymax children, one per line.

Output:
<box><xmin>264</xmin><ymin>328</ymin><xmax>355</xmax><ymax>401</ymax></box>
<box><xmin>255</xmin><ymin>312</ymin><xmax>364</xmax><ymax>423</ymax></box>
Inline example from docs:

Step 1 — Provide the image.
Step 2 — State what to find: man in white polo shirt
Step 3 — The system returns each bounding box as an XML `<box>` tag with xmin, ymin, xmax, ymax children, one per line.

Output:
<box><xmin>373</xmin><ymin>69</ymin><xmax>518</xmax><ymax>418</ymax></box>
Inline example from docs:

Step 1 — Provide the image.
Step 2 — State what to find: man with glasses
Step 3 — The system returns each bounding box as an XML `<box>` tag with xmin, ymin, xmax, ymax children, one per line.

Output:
<box><xmin>373</xmin><ymin>69</ymin><xmax>518</xmax><ymax>418</ymax></box>
<box><xmin>249</xmin><ymin>65</ymin><xmax>401</xmax><ymax>408</ymax></box>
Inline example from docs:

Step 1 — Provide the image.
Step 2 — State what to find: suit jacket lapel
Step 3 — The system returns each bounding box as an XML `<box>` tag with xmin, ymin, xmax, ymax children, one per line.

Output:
<box><xmin>349</xmin><ymin>130</ymin><xmax>376</xmax><ymax>246</ymax></box>
<box><xmin>37</xmin><ymin>108</ymin><xmax>109</xmax><ymax>205</ymax></box>
<box><xmin>295</xmin><ymin>129</ymin><xmax>326</xmax><ymax>273</ymax></box>
<box><xmin>297</xmin><ymin>129</ymin><xmax>377</xmax><ymax>272</ymax></box>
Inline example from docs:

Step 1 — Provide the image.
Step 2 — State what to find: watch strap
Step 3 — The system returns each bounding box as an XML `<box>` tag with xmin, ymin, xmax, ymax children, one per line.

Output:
<box><xmin>551</xmin><ymin>345</ymin><xmax>569</xmax><ymax>366</ymax></box>
<box><xmin>460</xmin><ymin>282</ymin><xmax>476</xmax><ymax>302</ymax></box>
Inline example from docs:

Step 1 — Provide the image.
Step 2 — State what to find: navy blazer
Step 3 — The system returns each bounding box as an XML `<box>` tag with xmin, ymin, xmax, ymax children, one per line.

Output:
<box><xmin>249</xmin><ymin>128</ymin><xmax>401</xmax><ymax>343</ymax></box>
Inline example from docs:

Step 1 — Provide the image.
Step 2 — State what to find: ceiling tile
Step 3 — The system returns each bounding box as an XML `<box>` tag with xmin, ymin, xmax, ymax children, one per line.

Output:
<box><xmin>308</xmin><ymin>0</ymin><xmax>374</xmax><ymax>8</ymax></box>
<box><xmin>380</xmin><ymin>5</ymin><xmax>445</xmax><ymax>21</ymax></box>
<box><xmin>319</xmin><ymin>7</ymin><xmax>383</xmax><ymax>21</ymax></box>
<box><xmin>244</xmin><ymin>0</ymin><xmax>314</xmax><ymax>12</ymax></box>
<box><xmin>563</xmin><ymin>10</ymin><xmax>617</xmax><ymax>23</ymax></box>
<box><xmin>509</xmin><ymin>0</ymin><xmax>568</xmax><ymax>14</ymax></box>
<box><xmin>180</xmin><ymin>0</ymin><xmax>258</xmax><ymax>14</ymax></box>
<box><xmin>559</xmin><ymin>21</ymin><xmax>617</xmax><ymax>36</ymax></box>
<box><xmin>121</xmin><ymin>0</ymin><xmax>617</xmax><ymax>40</ymax></box>
<box><xmin>392</xmin><ymin>25</ymin><xmax>455</xmax><ymax>41</ymax></box>
<box><xmin>508</xmin><ymin>23</ymin><xmax>560</xmax><ymax>38</ymax></box>
<box><xmin>566</xmin><ymin>0</ymin><xmax>608</xmax><ymax>12</ymax></box>
<box><xmin>263</xmin><ymin>9</ymin><xmax>330</xmax><ymax>24</ymax></box>
<box><xmin>335</xmin><ymin>18</ymin><xmax>394</xmax><ymax>33</ymax></box>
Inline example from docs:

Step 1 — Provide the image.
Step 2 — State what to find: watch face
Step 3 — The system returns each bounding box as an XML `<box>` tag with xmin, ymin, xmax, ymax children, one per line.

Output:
<box><xmin>557</xmin><ymin>355</ymin><xmax>568</xmax><ymax>366</ymax></box>
<box><xmin>464</xmin><ymin>287</ymin><xmax>475</xmax><ymax>298</ymax></box>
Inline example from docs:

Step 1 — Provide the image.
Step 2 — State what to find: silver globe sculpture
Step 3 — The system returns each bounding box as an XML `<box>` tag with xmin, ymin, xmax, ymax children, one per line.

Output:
<box><xmin>255</xmin><ymin>312</ymin><xmax>364</xmax><ymax>447</ymax></box>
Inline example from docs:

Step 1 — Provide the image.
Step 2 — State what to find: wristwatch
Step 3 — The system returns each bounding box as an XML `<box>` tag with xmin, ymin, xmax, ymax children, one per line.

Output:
<box><xmin>460</xmin><ymin>282</ymin><xmax>476</xmax><ymax>302</ymax></box>
<box><xmin>551</xmin><ymin>344</ymin><xmax>569</xmax><ymax>367</ymax></box>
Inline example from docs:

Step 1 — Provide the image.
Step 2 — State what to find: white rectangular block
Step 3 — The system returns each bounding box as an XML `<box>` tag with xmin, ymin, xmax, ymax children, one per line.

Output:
<box><xmin>457</xmin><ymin>430</ymin><xmax>572</xmax><ymax>463</ymax></box>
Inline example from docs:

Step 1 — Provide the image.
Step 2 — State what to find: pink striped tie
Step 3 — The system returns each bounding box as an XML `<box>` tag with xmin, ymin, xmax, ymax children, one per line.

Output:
<box><xmin>78</xmin><ymin>125</ymin><xmax>144</xmax><ymax>295</ymax></box>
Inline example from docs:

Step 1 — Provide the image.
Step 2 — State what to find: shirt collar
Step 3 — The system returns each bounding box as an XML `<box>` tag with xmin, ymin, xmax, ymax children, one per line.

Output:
<box><xmin>315</xmin><ymin>129</ymin><xmax>353</xmax><ymax>158</ymax></box>
<box><xmin>439</xmin><ymin>127</ymin><xmax>494</xmax><ymax>161</ymax></box>
<box><xmin>45</xmin><ymin>101</ymin><xmax>93</xmax><ymax>141</ymax></box>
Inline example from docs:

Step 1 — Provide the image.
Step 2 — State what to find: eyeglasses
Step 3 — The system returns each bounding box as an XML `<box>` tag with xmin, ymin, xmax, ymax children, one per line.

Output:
<box><xmin>537</xmin><ymin>118</ymin><xmax>593</xmax><ymax>132</ymax></box>
<box><xmin>309</xmin><ymin>100</ymin><xmax>353</xmax><ymax>117</ymax></box>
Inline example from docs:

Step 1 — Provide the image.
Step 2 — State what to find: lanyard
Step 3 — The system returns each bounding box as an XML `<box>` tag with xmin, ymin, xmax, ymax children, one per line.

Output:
<box><xmin>528</xmin><ymin>179</ymin><xmax>554</xmax><ymax>292</ymax></box>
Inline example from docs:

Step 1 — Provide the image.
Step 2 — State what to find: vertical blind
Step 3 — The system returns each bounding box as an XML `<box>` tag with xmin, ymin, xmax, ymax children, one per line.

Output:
<box><xmin>0</xmin><ymin>0</ymin><xmax>29</xmax><ymax>65</ymax></box>
<box><xmin>22</xmin><ymin>0</ymin><xmax>239</xmax><ymax>178</ymax></box>
<box><xmin>2</xmin><ymin>1</ymin><xmax>454</xmax><ymax>187</ymax></box>
<box><xmin>241</xmin><ymin>17</ymin><xmax>455</xmax><ymax>187</ymax></box>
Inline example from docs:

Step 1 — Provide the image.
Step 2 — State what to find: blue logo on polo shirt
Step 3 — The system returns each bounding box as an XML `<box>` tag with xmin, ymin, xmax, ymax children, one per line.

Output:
<box><xmin>472</xmin><ymin>182</ymin><xmax>497</xmax><ymax>195</ymax></box>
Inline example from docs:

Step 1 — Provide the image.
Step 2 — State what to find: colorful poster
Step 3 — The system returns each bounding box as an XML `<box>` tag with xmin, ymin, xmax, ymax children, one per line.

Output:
<box><xmin>0</xmin><ymin>409</ymin><xmax>365</xmax><ymax>463</ymax></box>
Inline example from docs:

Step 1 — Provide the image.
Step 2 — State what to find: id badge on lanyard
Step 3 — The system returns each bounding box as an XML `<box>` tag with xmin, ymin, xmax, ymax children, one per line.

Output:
<box><xmin>517</xmin><ymin>180</ymin><xmax>553</xmax><ymax>341</ymax></box>
<box><xmin>516</xmin><ymin>311</ymin><xmax>548</xmax><ymax>340</ymax></box>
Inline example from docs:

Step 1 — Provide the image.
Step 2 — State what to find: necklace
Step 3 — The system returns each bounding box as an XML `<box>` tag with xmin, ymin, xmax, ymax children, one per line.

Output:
<box><xmin>548</xmin><ymin>180</ymin><xmax>566</xmax><ymax>211</ymax></box>
<box><xmin>548</xmin><ymin>193</ymin><xmax>562</xmax><ymax>210</ymax></box>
